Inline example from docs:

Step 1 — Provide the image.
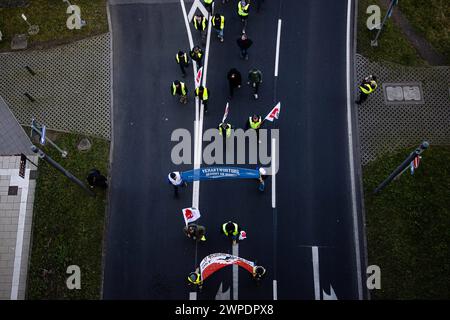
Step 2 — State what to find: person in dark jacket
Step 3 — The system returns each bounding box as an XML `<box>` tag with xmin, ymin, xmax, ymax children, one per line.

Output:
<box><xmin>87</xmin><ymin>168</ymin><xmax>107</xmax><ymax>189</ymax></box>
<box><xmin>227</xmin><ymin>68</ymin><xmax>242</xmax><ymax>98</ymax></box>
<box><xmin>247</xmin><ymin>68</ymin><xmax>262</xmax><ymax>99</ymax></box>
<box><xmin>236</xmin><ymin>33</ymin><xmax>253</xmax><ymax>60</ymax></box>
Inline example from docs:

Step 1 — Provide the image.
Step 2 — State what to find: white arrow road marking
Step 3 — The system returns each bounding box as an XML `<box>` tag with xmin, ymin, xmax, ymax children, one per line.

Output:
<box><xmin>232</xmin><ymin>243</ymin><xmax>239</xmax><ymax>300</ymax></box>
<box><xmin>312</xmin><ymin>246</ymin><xmax>321</xmax><ymax>300</ymax></box>
<box><xmin>188</xmin><ymin>0</ymin><xmax>209</xmax><ymax>21</ymax></box>
<box><xmin>322</xmin><ymin>285</ymin><xmax>338</xmax><ymax>300</ymax></box>
<box><xmin>215</xmin><ymin>282</ymin><xmax>231</xmax><ymax>300</ymax></box>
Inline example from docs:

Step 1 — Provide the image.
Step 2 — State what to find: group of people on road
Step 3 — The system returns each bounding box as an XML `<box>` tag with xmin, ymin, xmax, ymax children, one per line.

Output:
<box><xmin>171</xmin><ymin>0</ymin><xmax>266</xmax><ymax>144</ymax></box>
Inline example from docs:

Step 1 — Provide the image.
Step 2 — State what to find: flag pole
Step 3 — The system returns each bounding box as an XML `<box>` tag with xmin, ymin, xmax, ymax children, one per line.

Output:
<box><xmin>373</xmin><ymin>141</ymin><xmax>429</xmax><ymax>194</ymax></box>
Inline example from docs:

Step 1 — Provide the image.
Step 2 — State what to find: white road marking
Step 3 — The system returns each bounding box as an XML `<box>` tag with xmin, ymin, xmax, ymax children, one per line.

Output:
<box><xmin>345</xmin><ymin>0</ymin><xmax>363</xmax><ymax>300</ymax></box>
<box><xmin>312</xmin><ymin>246</ymin><xmax>320</xmax><ymax>300</ymax></box>
<box><xmin>274</xmin><ymin>19</ymin><xmax>282</xmax><ymax>77</ymax></box>
<box><xmin>322</xmin><ymin>285</ymin><xmax>338</xmax><ymax>300</ymax></box>
<box><xmin>189</xmin><ymin>292</ymin><xmax>197</xmax><ymax>300</ymax></box>
<box><xmin>271</xmin><ymin>138</ymin><xmax>277</xmax><ymax>208</ymax></box>
<box><xmin>188</xmin><ymin>0</ymin><xmax>209</xmax><ymax>22</ymax></box>
<box><xmin>232</xmin><ymin>243</ymin><xmax>239</xmax><ymax>300</ymax></box>
<box><xmin>215</xmin><ymin>282</ymin><xmax>231</xmax><ymax>300</ymax></box>
<box><xmin>273</xmin><ymin>280</ymin><xmax>278</xmax><ymax>300</ymax></box>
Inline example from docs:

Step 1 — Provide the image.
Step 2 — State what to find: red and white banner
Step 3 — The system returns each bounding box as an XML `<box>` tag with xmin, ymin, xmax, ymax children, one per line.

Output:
<box><xmin>195</xmin><ymin>67</ymin><xmax>203</xmax><ymax>87</ymax></box>
<box><xmin>222</xmin><ymin>102</ymin><xmax>229</xmax><ymax>123</ymax></box>
<box><xmin>182</xmin><ymin>207</ymin><xmax>201</xmax><ymax>225</ymax></box>
<box><xmin>264</xmin><ymin>102</ymin><xmax>281</xmax><ymax>122</ymax></box>
<box><xmin>199</xmin><ymin>253</ymin><xmax>255</xmax><ymax>281</ymax></box>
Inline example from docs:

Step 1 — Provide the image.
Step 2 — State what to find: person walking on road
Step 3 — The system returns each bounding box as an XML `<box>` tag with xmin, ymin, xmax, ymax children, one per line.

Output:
<box><xmin>227</xmin><ymin>68</ymin><xmax>242</xmax><ymax>98</ymax></box>
<box><xmin>168</xmin><ymin>171</ymin><xmax>187</xmax><ymax>197</ymax></box>
<box><xmin>246</xmin><ymin>114</ymin><xmax>263</xmax><ymax>143</ymax></box>
<box><xmin>252</xmin><ymin>265</ymin><xmax>266</xmax><ymax>284</ymax></box>
<box><xmin>203</xmin><ymin>0</ymin><xmax>214</xmax><ymax>14</ymax></box>
<box><xmin>175</xmin><ymin>51</ymin><xmax>190</xmax><ymax>78</ymax></box>
<box><xmin>184</xmin><ymin>223</ymin><xmax>207</xmax><ymax>241</ymax></box>
<box><xmin>220</xmin><ymin>221</ymin><xmax>242</xmax><ymax>245</ymax></box>
<box><xmin>237</xmin><ymin>0</ymin><xmax>250</xmax><ymax>32</ymax></box>
<box><xmin>188</xmin><ymin>268</ymin><xmax>203</xmax><ymax>290</ymax></box>
<box><xmin>248</xmin><ymin>68</ymin><xmax>262</xmax><ymax>99</ymax></box>
<box><xmin>355</xmin><ymin>75</ymin><xmax>377</xmax><ymax>105</ymax></box>
<box><xmin>218</xmin><ymin>122</ymin><xmax>232</xmax><ymax>139</ymax></box>
<box><xmin>237</xmin><ymin>33</ymin><xmax>253</xmax><ymax>60</ymax></box>
<box><xmin>193</xmin><ymin>14</ymin><xmax>207</xmax><ymax>45</ymax></box>
<box><xmin>190</xmin><ymin>46</ymin><xmax>204</xmax><ymax>68</ymax></box>
<box><xmin>211</xmin><ymin>13</ymin><xmax>225</xmax><ymax>42</ymax></box>
<box><xmin>195</xmin><ymin>86</ymin><xmax>210</xmax><ymax>112</ymax></box>
<box><xmin>171</xmin><ymin>80</ymin><xmax>188</xmax><ymax>104</ymax></box>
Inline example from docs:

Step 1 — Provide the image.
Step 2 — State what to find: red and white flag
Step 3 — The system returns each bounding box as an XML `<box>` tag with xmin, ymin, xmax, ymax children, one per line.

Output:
<box><xmin>195</xmin><ymin>67</ymin><xmax>203</xmax><ymax>87</ymax></box>
<box><xmin>182</xmin><ymin>207</ymin><xmax>201</xmax><ymax>225</ymax></box>
<box><xmin>222</xmin><ymin>102</ymin><xmax>229</xmax><ymax>123</ymax></box>
<box><xmin>264</xmin><ymin>102</ymin><xmax>281</xmax><ymax>122</ymax></box>
<box><xmin>410</xmin><ymin>155</ymin><xmax>421</xmax><ymax>175</ymax></box>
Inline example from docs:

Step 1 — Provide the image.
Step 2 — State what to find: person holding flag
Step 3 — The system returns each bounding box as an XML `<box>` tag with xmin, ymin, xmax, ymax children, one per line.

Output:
<box><xmin>195</xmin><ymin>86</ymin><xmax>210</xmax><ymax>112</ymax></box>
<box><xmin>218</xmin><ymin>102</ymin><xmax>232</xmax><ymax>139</ymax></box>
<box><xmin>184</xmin><ymin>223</ymin><xmax>207</xmax><ymax>242</ymax></box>
<box><xmin>190</xmin><ymin>46</ymin><xmax>204</xmax><ymax>68</ymax></box>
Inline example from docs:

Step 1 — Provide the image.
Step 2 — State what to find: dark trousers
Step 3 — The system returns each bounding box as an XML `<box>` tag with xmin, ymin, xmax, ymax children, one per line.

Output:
<box><xmin>356</xmin><ymin>92</ymin><xmax>369</xmax><ymax>104</ymax></box>
<box><xmin>193</xmin><ymin>58</ymin><xmax>203</xmax><ymax>68</ymax></box>
<box><xmin>201</xmin><ymin>100</ymin><xmax>208</xmax><ymax>112</ymax></box>
<box><xmin>178</xmin><ymin>62</ymin><xmax>188</xmax><ymax>76</ymax></box>
<box><xmin>240</xmin><ymin>48</ymin><xmax>249</xmax><ymax>59</ymax></box>
<box><xmin>229</xmin><ymin>83</ymin><xmax>238</xmax><ymax>97</ymax></box>
<box><xmin>251</xmin><ymin>82</ymin><xmax>260</xmax><ymax>94</ymax></box>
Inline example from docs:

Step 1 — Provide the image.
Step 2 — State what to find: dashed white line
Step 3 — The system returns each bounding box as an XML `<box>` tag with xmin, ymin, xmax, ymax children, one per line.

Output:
<box><xmin>274</xmin><ymin>19</ymin><xmax>282</xmax><ymax>77</ymax></box>
<box><xmin>273</xmin><ymin>280</ymin><xmax>278</xmax><ymax>300</ymax></box>
<box><xmin>271</xmin><ymin>138</ymin><xmax>277</xmax><ymax>208</ymax></box>
<box><xmin>232</xmin><ymin>243</ymin><xmax>239</xmax><ymax>300</ymax></box>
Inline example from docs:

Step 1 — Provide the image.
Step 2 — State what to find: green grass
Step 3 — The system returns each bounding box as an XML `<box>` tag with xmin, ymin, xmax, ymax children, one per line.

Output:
<box><xmin>27</xmin><ymin>131</ymin><xmax>109</xmax><ymax>299</ymax></box>
<box><xmin>357</xmin><ymin>0</ymin><xmax>427</xmax><ymax>66</ymax></box>
<box><xmin>399</xmin><ymin>0</ymin><xmax>450</xmax><ymax>64</ymax></box>
<box><xmin>0</xmin><ymin>0</ymin><xmax>108</xmax><ymax>51</ymax></box>
<box><xmin>363</xmin><ymin>145</ymin><xmax>450</xmax><ymax>299</ymax></box>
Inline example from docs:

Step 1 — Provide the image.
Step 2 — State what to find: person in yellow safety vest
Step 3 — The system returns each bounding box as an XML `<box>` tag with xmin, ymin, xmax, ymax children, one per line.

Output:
<box><xmin>221</xmin><ymin>221</ymin><xmax>241</xmax><ymax>243</ymax></box>
<box><xmin>356</xmin><ymin>75</ymin><xmax>377</xmax><ymax>105</ymax></box>
<box><xmin>195</xmin><ymin>86</ymin><xmax>210</xmax><ymax>112</ymax></box>
<box><xmin>212</xmin><ymin>13</ymin><xmax>225</xmax><ymax>42</ymax></box>
<box><xmin>193</xmin><ymin>14</ymin><xmax>207</xmax><ymax>43</ymax></box>
<box><xmin>190</xmin><ymin>46</ymin><xmax>204</xmax><ymax>68</ymax></box>
<box><xmin>175</xmin><ymin>51</ymin><xmax>190</xmax><ymax>78</ymax></box>
<box><xmin>203</xmin><ymin>0</ymin><xmax>214</xmax><ymax>14</ymax></box>
<box><xmin>246</xmin><ymin>114</ymin><xmax>263</xmax><ymax>143</ymax></box>
<box><xmin>238</xmin><ymin>0</ymin><xmax>250</xmax><ymax>31</ymax></box>
<box><xmin>171</xmin><ymin>80</ymin><xmax>188</xmax><ymax>104</ymax></box>
<box><xmin>218</xmin><ymin>122</ymin><xmax>232</xmax><ymax>138</ymax></box>
<box><xmin>187</xmin><ymin>269</ymin><xmax>203</xmax><ymax>289</ymax></box>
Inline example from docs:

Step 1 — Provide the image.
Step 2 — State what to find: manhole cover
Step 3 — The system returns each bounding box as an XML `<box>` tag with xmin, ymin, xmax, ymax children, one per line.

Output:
<box><xmin>11</xmin><ymin>34</ymin><xmax>28</xmax><ymax>50</ymax></box>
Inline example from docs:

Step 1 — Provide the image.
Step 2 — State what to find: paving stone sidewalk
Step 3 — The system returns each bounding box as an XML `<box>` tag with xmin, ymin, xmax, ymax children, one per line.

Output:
<box><xmin>0</xmin><ymin>33</ymin><xmax>111</xmax><ymax>139</ymax></box>
<box><xmin>356</xmin><ymin>54</ymin><xmax>450</xmax><ymax>165</ymax></box>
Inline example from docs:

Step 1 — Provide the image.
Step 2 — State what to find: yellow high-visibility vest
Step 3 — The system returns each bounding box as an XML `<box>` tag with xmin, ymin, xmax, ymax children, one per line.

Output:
<box><xmin>219</xmin><ymin>123</ymin><xmax>232</xmax><ymax>138</ymax></box>
<box><xmin>359</xmin><ymin>80</ymin><xmax>377</xmax><ymax>94</ymax></box>
<box><xmin>249</xmin><ymin>116</ymin><xmax>262</xmax><ymax>129</ymax></box>
<box><xmin>173</xmin><ymin>82</ymin><xmax>187</xmax><ymax>96</ymax></box>
<box><xmin>176</xmin><ymin>53</ymin><xmax>188</xmax><ymax>64</ymax></box>
<box><xmin>238</xmin><ymin>2</ymin><xmax>250</xmax><ymax>17</ymax></box>
<box><xmin>212</xmin><ymin>16</ymin><xmax>225</xmax><ymax>30</ymax></box>
<box><xmin>194</xmin><ymin>17</ymin><xmax>207</xmax><ymax>31</ymax></box>
<box><xmin>195</xmin><ymin>87</ymin><xmax>209</xmax><ymax>101</ymax></box>
<box><xmin>222</xmin><ymin>223</ymin><xmax>238</xmax><ymax>236</ymax></box>
<box><xmin>204</xmin><ymin>0</ymin><xmax>213</xmax><ymax>4</ymax></box>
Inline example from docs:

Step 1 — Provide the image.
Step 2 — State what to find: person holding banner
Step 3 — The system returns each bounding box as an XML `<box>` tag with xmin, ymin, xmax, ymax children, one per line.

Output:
<box><xmin>195</xmin><ymin>86</ymin><xmax>210</xmax><ymax>112</ymax></box>
<box><xmin>175</xmin><ymin>50</ymin><xmax>190</xmax><ymax>78</ymax></box>
<box><xmin>187</xmin><ymin>269</ymin><xmax>203</xmax><ymax>289</ymax></box>
<box><xmin>168</xmin><ymin>171</ymin><xmax>186</xmax><ymax>197</ymax></box>
<box><xmin>190</xmin><ymin>46</ymin><xmax>204</xmax><ymax>68</ymax></box>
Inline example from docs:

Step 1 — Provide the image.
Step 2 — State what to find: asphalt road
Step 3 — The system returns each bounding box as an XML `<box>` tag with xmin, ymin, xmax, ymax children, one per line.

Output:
<box><xmin>104</xmin><ymin>0</ymin><xmax>367</xmax><ymax>300</ymax></box>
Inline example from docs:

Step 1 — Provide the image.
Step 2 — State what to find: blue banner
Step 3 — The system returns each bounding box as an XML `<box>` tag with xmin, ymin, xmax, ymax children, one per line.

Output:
<box><xmin>180</xmin><ymin>167</ymin><xmax>260</xmax><ymax>183</ymax></box>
